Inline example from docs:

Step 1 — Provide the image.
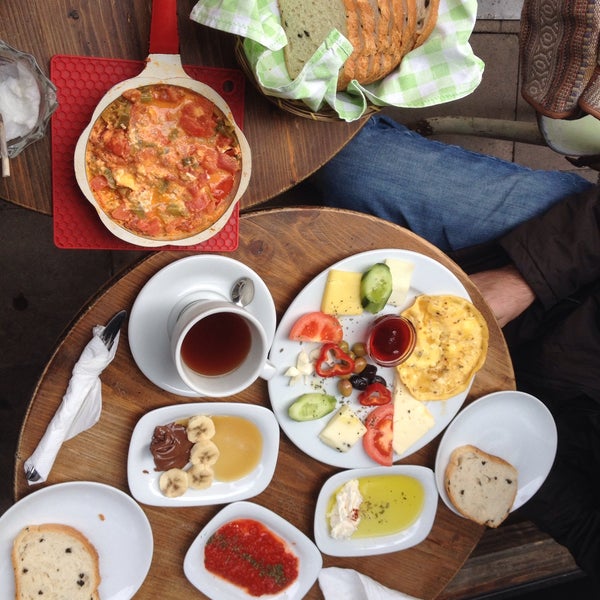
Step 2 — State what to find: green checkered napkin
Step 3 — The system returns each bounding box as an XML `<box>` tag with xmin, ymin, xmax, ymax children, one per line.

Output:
<box><xmin>190</xmin><ymin>0</ymin><xmax>484</xmax><ymax>122</ymax></box>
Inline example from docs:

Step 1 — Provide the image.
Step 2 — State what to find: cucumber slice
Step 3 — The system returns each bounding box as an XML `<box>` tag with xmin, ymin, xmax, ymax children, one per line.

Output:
<box><xmin>288</xmin><ymin>393</ymin><xmax>337</xmax><ymax>421</ymax></box>
<box><xmin>360</xmin><ymin>263</ymin><xmax>393</xmax><ymax>313</ymax></box>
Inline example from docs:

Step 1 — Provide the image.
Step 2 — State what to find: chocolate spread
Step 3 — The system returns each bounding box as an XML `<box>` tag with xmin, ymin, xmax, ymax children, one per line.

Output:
<box><xmin>150</xmin><ymin>422</ymin><xmax>193</xmax><ymax>471</ymax></box>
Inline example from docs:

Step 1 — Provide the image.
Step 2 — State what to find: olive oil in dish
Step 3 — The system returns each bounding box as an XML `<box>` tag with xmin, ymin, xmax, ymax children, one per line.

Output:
<box><xmin>329</xmin><ymin>475</ymin><xmax>425</xmax><ymax>538</ymax></box>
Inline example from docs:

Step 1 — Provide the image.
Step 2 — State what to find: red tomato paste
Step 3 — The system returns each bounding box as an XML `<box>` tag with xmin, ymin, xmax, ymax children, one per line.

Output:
<box><xmin>204</xmin><ymin>518</ymin><xmax>299</xmax><ymax>596</ymax></box>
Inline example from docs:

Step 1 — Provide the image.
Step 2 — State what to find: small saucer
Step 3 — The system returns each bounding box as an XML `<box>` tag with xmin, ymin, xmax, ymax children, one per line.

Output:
<box><xmin>128</xmin><ymin>255</ymin><xmax>276</xmax><ymax>396</ymax></box>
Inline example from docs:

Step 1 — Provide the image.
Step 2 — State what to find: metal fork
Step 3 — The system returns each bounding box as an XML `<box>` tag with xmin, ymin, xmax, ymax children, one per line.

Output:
<box><xmin>25</xmin><ymin>464</ymin><xmax>41</xmax><ymax>482</ymax></box>
<box><xmin>100</xmin><ymin>310</ymin><xmax>127</xmax><ymax>350</ymax></box>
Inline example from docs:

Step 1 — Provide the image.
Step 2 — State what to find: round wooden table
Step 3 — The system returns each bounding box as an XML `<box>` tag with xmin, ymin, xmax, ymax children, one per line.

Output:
<box><xmin>14</xmin><ymin>208</ymin><xmax>515</xmax><ymax>599</ymax></box>
<box><xmin>0</xmin><ymin>0</ymin><xmax>366</xmax><ymax>214</ymax></box>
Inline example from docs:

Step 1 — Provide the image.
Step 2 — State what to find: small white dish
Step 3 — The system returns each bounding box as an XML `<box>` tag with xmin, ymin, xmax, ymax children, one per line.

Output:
<box><xmin>184</xmin><ymin>501</ymin><xmax>322</xmax><ymax>600</ymax></box>
<box><xmin>128</xmin><ymin>255</ymin><xmax>276</xmax><ymax>396</ymax></box>
<box><xmin>127</xmin><ymin>403</ymin><xmax>279</xmax><ymax>507</ymax></box>
<box><xmin>268</xmin><ymin>248</ymin><xmax>471</xmax><ymax>469</ymax></box>
<box><xmin>314</xmin><ymin>466</ymin><xmax>437</xmax><ymax>557</ymax></box>
<box><xmin>0</xmin><ymin>481</ymin><xmax>153</xmax><ymax>600</ymax></box>
<box><xmin>435</xmin><ymin>391</ymin><xmax>558</xmax><ymax>517</ymax></box>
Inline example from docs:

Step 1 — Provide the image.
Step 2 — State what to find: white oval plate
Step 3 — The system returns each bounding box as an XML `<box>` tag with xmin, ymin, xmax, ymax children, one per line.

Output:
<box><xmin>0</xmin><ymin>481</ymin><xmax>153</xmax><ymax>600</ymax></box>
<box><xmin>314</xmin><ymin>465</ymin><xmax>438</xmax><ymax>557</ymax></box>
<box><xmin>127</xmin><ymin>403</ymin><xmax>279</xmax><ymax>506</ymax></box>
<box><xmin>128</xmin><ymin>255</ymin><xmax>276</xmax><ymax>397</ymax></box>
<box><xmin>267</xmin><ymin>248</ymin><xmax>471</xmax><ymax>469</ymax></box>
<box><xmin>184</xmin><ymin>501</ymin><xmax>322</xmax><ymax>600</ymax></box>
<box><xmin>435</xmin><ymin>391</ymin><xmax>558</xmax><ymax>517</ymax></box>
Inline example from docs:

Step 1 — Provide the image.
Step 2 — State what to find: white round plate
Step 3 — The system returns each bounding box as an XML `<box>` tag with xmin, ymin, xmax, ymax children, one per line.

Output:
<box><xmin>314</xmin><ymin>465</ymin><xmax>438</xmax><ymax>557</ymax></box>
<box><xmin>435</xmin><ymin>391</ymin><xmax>558</xmax><ymax>516</ymax></box>
<box><xmin>127</xmin><ymin>403</ymin><xmax>280</xmax><ymax>507</ymax></box>
<box><xmin>538</xmin><ymin>113</ymin><xmax>600</xmax><ymax>156</ymax></box>
<box><xmin>128</xmin><ymin>255</ymin><xmax>276</xmax><ymax>396</ymax></box>
<box><xmin>184</xmin><ymin>501</ymin><xmax>322</xmax><ymax>600</ymax></box>
<box><xmin>0</xmin><ymin>481</ymin><xmax>153</xmax><ymax>600</ymax></box>
<box><xmin>267</xmin><ymin>248</ymin><xmax>471</xmax><ymax>469</ymax></box>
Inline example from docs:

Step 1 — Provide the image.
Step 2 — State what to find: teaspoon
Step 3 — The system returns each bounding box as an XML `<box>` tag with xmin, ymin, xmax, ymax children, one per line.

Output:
<box><xmin>231</xmin><ymin>277</ymin><xmax>255</xmax><ymax>307</ymax></box>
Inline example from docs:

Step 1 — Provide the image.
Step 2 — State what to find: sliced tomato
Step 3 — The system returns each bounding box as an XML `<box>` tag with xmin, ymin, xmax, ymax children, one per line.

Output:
<box><xmin>288</xmin><ymin>312</ymin><xmax>343</xmax><ymax>344</ymax></box>
<box><xmin>363</xmin><ymin>404</ymin><xmax>394</xmax><ymax>466</ymax></box>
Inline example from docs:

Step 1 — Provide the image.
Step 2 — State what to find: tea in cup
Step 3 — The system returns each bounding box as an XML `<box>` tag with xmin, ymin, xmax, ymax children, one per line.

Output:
<box><xmin>171</xmin><ymin>299</ymin><xmax>275</xmax><ymax>397</ymax></box>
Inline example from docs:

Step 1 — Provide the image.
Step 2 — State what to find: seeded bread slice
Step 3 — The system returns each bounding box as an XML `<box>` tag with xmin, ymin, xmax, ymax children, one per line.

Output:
<box><xmin>12</xmin><ymin>524</ymin><xmax>101</xmax><ymax>600</ymax></box>
<box><xmin>412</xmin><ymin>0</ymin><xmax>440</xmax><ymax>50</ymax></box>
<box><xmin>279</xmin><ymin>0</ymin><xmax>350</xmax><ymax>80</ymax></box>
<box><xmin>445</xmin><ymin>444</ymin><xmax>518</xmax><ymax>528</ymax></box>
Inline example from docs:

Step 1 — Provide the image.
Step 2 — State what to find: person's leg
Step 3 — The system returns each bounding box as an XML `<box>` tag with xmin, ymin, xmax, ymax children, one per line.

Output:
<box><xmin>311</xmin><ymin>115</ymin><xmax>594</xmax><ymax>252</ymax></box>
<box><xmin>519</xmin><ymin>399</ymin><xmax>600</xmax><ymax>588</ymax></box>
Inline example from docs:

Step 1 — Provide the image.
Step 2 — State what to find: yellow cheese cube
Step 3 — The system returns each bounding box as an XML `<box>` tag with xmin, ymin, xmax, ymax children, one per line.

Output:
<box><xmin>320</xmin><ymin>269</ymin><xmax>363</xmax><ymax>315</ymax></box>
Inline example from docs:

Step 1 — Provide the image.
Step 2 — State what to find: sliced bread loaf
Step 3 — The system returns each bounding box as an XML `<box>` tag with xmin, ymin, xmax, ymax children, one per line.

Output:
<box><xmin>12</xmin><ymin>523</ymin><xmax>101</xmax><ymax>600</ymax></box>
<box><xmin>445</xmin><ymin>444</ymin><xmax>518</xmax><ymax>528</ymax></box>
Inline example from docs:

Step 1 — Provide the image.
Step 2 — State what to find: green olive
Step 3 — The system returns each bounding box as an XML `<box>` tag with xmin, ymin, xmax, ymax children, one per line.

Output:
<box><xmin>352</xmin><ymin>342</ymin><xmax>367</xmax><ymax>358</ymax></box>
<box><xmin>338</xmin><ymin>379</ymin><xmax>353</xmax><ymax>397</ymax></box>
<box><xmin>353</xmin><ymin>356</ymin><xmax>368</xmax><ymax>374</ymax></box>
<box><xmin>338</xmin><ymin>340</ymin><xmax>350</xmax><ymax>354</ymax></box>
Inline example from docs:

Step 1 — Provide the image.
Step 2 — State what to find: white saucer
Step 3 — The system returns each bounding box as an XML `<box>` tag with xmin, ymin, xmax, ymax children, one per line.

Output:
<box><xmin>128</xmin><ymin>255</ymin><xmax>277</xmax><ymax>396</ymax></box>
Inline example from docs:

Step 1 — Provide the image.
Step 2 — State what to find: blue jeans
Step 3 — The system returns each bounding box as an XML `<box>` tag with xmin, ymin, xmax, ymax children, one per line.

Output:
<box><xmin>311</xmin><ymin>115</ymin><xmax>594</xmax><ymax>252</ymax></box>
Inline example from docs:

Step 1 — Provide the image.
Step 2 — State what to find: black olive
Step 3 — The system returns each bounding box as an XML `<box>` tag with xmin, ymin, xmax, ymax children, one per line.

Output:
<box><xmin>361</xmin><ymin>364</ymin><xmax>378</xmax><ymax>381</ymax></box>
<box><xmin>373</xmin><ymin>375</ymin><xmax>387</xmax><ymax>387</ymax></box>
<box><xmin>349</xmin><ymin>374</ymin><xmax>370</xmax><ymax>390</ymax></box>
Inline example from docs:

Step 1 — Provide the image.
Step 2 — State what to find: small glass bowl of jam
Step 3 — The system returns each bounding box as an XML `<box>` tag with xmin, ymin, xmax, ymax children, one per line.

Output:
<box><xmin>366</xmin><ymin>314</ymin><xmax>416</xmax><ymax>367</ymax></box>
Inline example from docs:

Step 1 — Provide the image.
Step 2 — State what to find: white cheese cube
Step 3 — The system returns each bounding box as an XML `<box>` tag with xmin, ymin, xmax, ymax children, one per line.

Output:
<box><xmin>319</xmin><ymin>405</ymin><xmax>367</xmax><ymax>452</ymax></box>
<box><xmin>392</xmin><ymin>376</ymin><xmax>435</xmax><ymax>455</ymax></box>
<box><xmin>385</xmin><ymin>258</ymin><xmax>414</xmax><ymax>307</ymax></box>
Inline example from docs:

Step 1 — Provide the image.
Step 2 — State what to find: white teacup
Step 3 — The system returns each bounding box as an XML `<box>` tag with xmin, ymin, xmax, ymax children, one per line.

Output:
<box><xmin>170</xmin><ymin>299</ymin><xmax>275</xmax><ymax>397</ymax></box>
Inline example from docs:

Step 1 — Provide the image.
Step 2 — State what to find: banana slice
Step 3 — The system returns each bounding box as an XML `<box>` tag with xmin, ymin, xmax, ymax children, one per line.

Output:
<box><xmin>186</xmin><ymin>415</ymin><xmax>216</xmax><ymax>442</ymax></box>
<box><xmin>159</xmin><ymin>468</ymin><xmax>189</xmax><ymax>497</ymax></box>
<box><xmin>190</xmin><ymin>439</ymin><xmax>220</xmax><ymax>466</ymax></box>
<box><xmin>187</xmin><ymin>464</ymin><xmax>214</xmax><ymax>490</ymax></box>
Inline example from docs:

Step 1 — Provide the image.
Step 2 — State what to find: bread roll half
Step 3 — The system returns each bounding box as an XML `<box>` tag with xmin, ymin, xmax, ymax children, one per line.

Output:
<box><xmin>445</xmin><ymin>444</ymin><xmax>518</xmax><ymax>528</ymax></box>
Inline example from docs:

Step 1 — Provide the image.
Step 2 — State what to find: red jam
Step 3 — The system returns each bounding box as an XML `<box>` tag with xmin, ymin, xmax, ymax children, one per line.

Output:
<box><xmin>204</xmin><ymin>519</ymin><xmax>299</xmax><ymax>596</ymax></box>
<box><xmin>366</xmin><ymin>314</ymin><xmax>416</xmax><ymax>367</ymax></box>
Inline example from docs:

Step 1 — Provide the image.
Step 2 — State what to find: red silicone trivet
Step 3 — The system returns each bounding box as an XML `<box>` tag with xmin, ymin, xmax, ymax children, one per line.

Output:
<box><xmin>50</xmin><ymin>54</ymin><xmax>245</xmax><ymax>251</ymax></box>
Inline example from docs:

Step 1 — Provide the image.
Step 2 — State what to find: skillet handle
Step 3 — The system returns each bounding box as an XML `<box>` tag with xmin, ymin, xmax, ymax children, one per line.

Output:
<box><xmin>149</xmin><ymin>0</ymin><xmax>180</xmax><ymax>55</ymax></box>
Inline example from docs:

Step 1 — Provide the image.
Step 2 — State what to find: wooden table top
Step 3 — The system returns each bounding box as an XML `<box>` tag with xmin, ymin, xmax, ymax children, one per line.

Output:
<box><xmin>14</xmin><ymin>208</ymin><xmax>515</xmax><ymax>599</ymax></box>
<box><xmin>0</xmin><ymin>0</ymin><xmax>365</xmax><ymax>215</ymax></box>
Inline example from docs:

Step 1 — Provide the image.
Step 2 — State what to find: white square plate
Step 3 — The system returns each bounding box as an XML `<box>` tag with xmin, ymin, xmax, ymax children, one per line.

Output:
<box><xmin>127</xmin><ymin>403</ymin><xmax>279</xmax><ymax>506</ymax></box>
<box><xmin>314</xmin><ymin>465</ymin><xmax>438</xmax><ymax>557</ymax></box>
<box><xmin>184</xmin><ymin>501</ymin><xmax>322</xmax><ymax>599</ymax></box>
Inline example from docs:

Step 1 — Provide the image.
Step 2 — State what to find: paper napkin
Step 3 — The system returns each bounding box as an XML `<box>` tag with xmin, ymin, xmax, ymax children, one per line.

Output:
<box><xmin>190</xmin><ymin>0</ymin><xmax>484</xmax><ymax>121</ymax></box>
<box><xmin>319</xmin><ymin>567</ymin><xmax>423</xmax><ymax>600</ymax></box>
<box><xmin>23</xmin><ymin>325</ymin><xmax>120</xmax><ymax>485</ymax></box>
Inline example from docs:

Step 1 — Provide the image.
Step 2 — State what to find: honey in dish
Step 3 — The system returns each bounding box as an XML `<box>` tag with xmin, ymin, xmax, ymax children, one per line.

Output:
<box><xmin>181</xmin><ymin>312</ymin><xmax>251</xmax><ymax>376</ymax></box>
<box><xmin>329</xmin><ymin>475</ymin><xmax>425</xmax><ymax>538</ymax></box>
<box><xmin>211</xmin><ymin>415</ymin><xmax>262</xmax><ymax>481</ymax></box>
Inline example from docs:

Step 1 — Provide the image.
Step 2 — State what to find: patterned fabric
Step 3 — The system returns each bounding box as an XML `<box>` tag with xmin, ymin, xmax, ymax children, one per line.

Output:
<box><xmin>520</xmin><ymin>0</ymin><xmax>600</xmax><ymax>118</ymax></box>
<box><xmin>190</xmin><ymin>0</ymin><xmax>484</xmax><ymax>122</ymax></box>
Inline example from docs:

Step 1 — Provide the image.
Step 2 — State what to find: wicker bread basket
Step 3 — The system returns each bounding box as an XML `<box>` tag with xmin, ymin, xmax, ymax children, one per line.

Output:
<box><xmin>234</xmin><ymin>38</ymin><xmax>379</xmax><ymax>122</ymax></box>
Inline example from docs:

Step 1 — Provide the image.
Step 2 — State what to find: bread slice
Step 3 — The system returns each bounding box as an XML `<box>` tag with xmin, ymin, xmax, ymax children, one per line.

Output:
<box><xmin>278</xmin><ymin>0</ymin><xmax>350</xmax><ymax>80</ymax></box>
<box><xmin>445</xmin><ymin>445</ymin><xmax>518</xmax><ymax>528</ymax></box>
<box><xmin>412</xmin><ymin>0</ymin><xmax>440</xmax><ymax>50</ymax></box>
<box><xmin>12</xmin><ymin>524</ymin><xmax>101</xmax><ymax>599</ymax></box>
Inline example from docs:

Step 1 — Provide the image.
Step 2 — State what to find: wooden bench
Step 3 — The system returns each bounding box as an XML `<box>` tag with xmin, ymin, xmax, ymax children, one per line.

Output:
<box><xmin>438</xmin><ymin>518</ymin><xmax>585</xmax><ymax>598</ymax></box>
